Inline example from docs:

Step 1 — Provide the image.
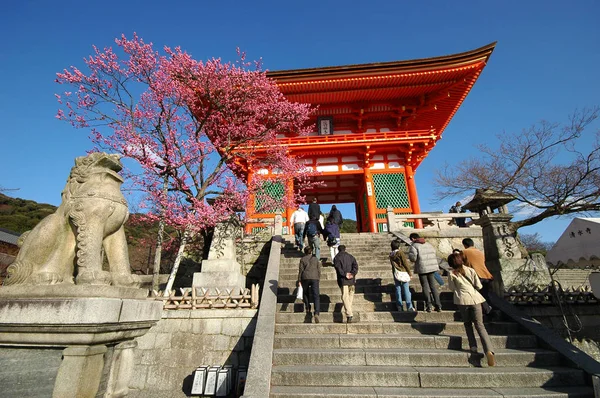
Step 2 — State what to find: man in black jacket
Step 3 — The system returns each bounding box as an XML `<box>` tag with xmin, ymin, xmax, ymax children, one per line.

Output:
<box><xmin>333</xmin><ymin>245</ymin><xmax>358</xmax><ymax>323</ymax></box>
<box><xmin>308</xmin><ymin>197</ymin><xmax>320</xmax><ymax>221</ymax></box>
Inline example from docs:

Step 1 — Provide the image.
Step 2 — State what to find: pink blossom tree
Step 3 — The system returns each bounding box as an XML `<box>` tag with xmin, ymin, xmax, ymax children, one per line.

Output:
<box><xmin>56</xmin><ymin>34</ymin><xmax>314</xmax><ymax>293</ymax></box>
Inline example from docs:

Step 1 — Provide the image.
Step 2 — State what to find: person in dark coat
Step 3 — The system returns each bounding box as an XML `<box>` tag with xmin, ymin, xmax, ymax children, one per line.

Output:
<box><xmin>333</xmin><ymin>245</ymin><xmax>358</xmax><ymax>323</ymax></box>
<box><xmin>450</xmin><ymin>201</ymin><xmax>467</xmax><ymax>227</ymax></box>
<box><xmin>324</xmin><ymin>215</ymin><xmax>341</xmax><ymax>262</ymax></box>
<box><xmin>308</xmin><ymin>197</ymin><xmax>321</xmax><ymax>221</ymax></box>
<box><xmin>329</xmin><ymin>205</ymin><xmax>343</xmax><ymax>227</ymax></box>
<box><xmin>297</xmin><ymin>246</ymin><xmax>322</xmax><ymax>323</ymax></box>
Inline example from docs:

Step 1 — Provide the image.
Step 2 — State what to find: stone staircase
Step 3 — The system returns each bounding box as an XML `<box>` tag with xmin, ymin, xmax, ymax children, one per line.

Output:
<box><xmin>269</xmin><ymin>233</ymin><xmax>594</xmax><ymax>397</ymax></box>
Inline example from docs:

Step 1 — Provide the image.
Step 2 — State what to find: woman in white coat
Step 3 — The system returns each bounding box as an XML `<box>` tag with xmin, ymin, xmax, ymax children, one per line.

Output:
<box><xmin>447</xmin><ymin>252</ymin><xmax>495</xmax><ymax>367</ymax></box>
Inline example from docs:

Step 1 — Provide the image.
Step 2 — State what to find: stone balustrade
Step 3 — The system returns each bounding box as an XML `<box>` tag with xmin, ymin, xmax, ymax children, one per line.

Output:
<box><xmin>386</xmin><ymin>209</ymin><xmax>481</xmax><ymax>232</ymax></box>
<box><xmin>158</xmin><ymin>286</ymin><xmax>260</xmax><ymax>310</ymax></box>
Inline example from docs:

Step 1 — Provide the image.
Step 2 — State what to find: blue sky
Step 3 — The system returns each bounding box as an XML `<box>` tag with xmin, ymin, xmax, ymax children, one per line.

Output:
<box><xmin>1</xmin><ymin>0</ymin><xmax>599</xmax><ymax>243</ymax></box>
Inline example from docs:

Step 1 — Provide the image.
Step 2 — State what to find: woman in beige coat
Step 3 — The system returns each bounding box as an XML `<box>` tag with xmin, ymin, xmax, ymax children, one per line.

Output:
<box><xmin>447</xmin><ymin>252</ymin><xmax>495</xmax><ymax>366</ymax></box>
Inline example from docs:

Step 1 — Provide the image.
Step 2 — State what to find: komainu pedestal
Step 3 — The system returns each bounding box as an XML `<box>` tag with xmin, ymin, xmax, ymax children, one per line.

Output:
<box><xmin>0</xmin><ymin>153</ymin><xmax>161</xmax><ymax>398</ymax></box>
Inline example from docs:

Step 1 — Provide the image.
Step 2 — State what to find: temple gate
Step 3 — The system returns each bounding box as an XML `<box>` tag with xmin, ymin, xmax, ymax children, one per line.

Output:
<box><xmin>243</xmin><ymin>43</ymin><xmax>495</xmax><ymax>233</ymax></box>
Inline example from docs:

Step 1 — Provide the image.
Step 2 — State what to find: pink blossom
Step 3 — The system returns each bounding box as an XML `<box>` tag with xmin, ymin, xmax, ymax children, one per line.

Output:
<box><xmin>55</xmin><ymin>33</ymin><xmax>317</xmax><ymax>235</ymax></box>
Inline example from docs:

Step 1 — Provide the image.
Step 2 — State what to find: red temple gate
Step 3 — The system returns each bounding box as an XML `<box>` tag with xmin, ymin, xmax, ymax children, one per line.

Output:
<box><xmin>242</xmin><ymin>43</ymin><xmax>495</xmax><ymax>233</ymax></box>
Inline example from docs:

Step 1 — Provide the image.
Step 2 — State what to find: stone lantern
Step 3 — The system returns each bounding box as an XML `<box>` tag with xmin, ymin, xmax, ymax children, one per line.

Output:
<box><xmin>463</xmin><ymin>189</ymin><xmax>522</xmax><ymax>294</ymax></box>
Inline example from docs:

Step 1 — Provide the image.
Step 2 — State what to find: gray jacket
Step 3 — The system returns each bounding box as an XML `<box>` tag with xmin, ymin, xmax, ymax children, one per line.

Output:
<box><xmin>298</xmin><ymin>254</ymin><xmax>321</xmax><ymax>281</ymax></box>
<box><xmin>408</xmin><ymin>240</ymin><xmax>439</xmax><ymax>274</ymax></box>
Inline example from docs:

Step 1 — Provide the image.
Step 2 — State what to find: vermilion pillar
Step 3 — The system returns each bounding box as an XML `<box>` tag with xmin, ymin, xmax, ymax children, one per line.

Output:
<box><xmin>285</xmin><ymin>178</ymin><xmax>294</xmax><ymax>235</ymax></box>
<box><xmin>364</xmin><ymin>169</ymin><xmax>378</xmax><ymax>233</ymax></box>
<box><xmin>245</xmin><ymin>170</ymin><xmax>255</xmax><ymax>234</ymax></box>
<box><xmin>405</xmin><ymin>165</ymin><xmax>423</xmax><ymax>229</ymax></box>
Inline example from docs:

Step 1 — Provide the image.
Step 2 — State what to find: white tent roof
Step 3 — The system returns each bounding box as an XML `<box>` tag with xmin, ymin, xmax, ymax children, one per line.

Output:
<box><xmin>546</xmin><ymin>218</ymin><xmax>600</xmax><ymax>267</ymax></box>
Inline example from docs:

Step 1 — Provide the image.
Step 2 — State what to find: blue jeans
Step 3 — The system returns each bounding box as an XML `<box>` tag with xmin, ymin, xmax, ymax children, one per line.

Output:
<box><xmin>294</xmin><ymin>223</ymin><xmax>305</xmax><ymax>249</ymax></box>
<box><xmin>308</xmin><ymin>235</ymin><xmax>321</xmax><ymax>260</ymax></box>
<box><xmin>394</xmin><ymin>280</ymin><xmax>413</xmax><ymax>310</ymax></box>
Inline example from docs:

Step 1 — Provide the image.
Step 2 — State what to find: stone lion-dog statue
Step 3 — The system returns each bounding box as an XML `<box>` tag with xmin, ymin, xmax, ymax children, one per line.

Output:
<box><xmin>4</xmin><ymin>153</ymin><xmax>141</xmax><ymax>287</ymax></box>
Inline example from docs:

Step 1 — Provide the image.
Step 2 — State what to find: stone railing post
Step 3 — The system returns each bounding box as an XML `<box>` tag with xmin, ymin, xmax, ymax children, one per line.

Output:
<box><xmin>386</xmin><ymin>207</ymin><xmax>396</xmax><ymax>232</ymax></box>
<box><xmin>274</xmin><ymin>213</ymin><xmax>283</xmax><ymax>236</ymax></box>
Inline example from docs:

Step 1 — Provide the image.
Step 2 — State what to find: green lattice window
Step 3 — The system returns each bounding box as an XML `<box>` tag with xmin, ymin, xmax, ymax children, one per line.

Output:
<box><xmin>254</xmin><ymin>181</ymin><xmax>285</xmax><ymax>213</ymax></box>
<box><xmin>372</xmin><ymin>173</ymin><xmax>410</xmax><ymax>209</ymax></box>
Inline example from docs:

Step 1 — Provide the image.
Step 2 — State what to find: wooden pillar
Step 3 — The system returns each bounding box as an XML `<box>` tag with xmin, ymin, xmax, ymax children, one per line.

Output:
<box><xmin>355</xmin><ymin>201</ymin><xmax>363</xmax><ymax>233</ymax></box>
<box><xmin>405</xmin><ymin>165</ymin><xmax>423</xmax><ymax>229</ymax></box>
<box><xmin>364</xmin><ymin>169</ymin><xmax>378</xmax><ymax>233</ymax></box>
<box><xmin>245</xmin><ymin>169</ymin><xmax>255</xmax><ymax>234</ymax></box>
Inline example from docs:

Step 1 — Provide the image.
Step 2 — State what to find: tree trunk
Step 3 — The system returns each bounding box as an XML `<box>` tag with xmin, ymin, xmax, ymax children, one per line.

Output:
<box><xmin>151</xmin><ymin>218</ymin><xmax>166</xmax><ymax>293</ymax></box>
<box><xmin>163</xmin><ymin>229</ymin><xmax>190</xmax><ymax>297</ymax></box>
<box><xmin>151</xmin><ymin>176</ymin><xmax>169</xmax><ymax>294</ymax></box>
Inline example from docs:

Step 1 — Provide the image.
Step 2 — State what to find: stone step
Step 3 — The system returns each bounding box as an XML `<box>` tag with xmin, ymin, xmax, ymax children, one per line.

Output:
<box><xmin>278</xmin><ymin>287</ymin><xmax>454</xmax><ymax>300</ymax></box>
<box><xmin>270</xmin><ymin>385</ymin><xmax>594</xmax><ymax>398</ymax></box>
<box><xmin>277</xmin><ymin>284</ymin><xmax>454</xmax><ymax>295</ymax></box>
<box><xmin>280</xmin><ymin>259</ymin><xmax>393</xmax><ymax>268</ymax></box>
<box><xmin>274</xmin><ymin>333</ymin><xmax>538</xmax><ymax>350</ymax></box>
<box><xmin>278</xmin><ymin>292</ymin><xmax>398</xmax><ymax>303</ymax></box>
<box><xmin>276</xmin><ymin>301</ymin><xmax>460</xmax><ymax>313</ymax></box>
<box><xmin>270</xmin><ymin>365</ymin><xmax>586</xmax><ymax>388</ymax></box>
<box><xmin>277</xmin><ymin>293</ymin><xmax>456</xmax><ymax>305</ymax></box>
<box><xmin>272</xmin><ymin>348</ymin><xmax>561</xmax><ymax>367</ymax></box>
<box><xmin>277</xmin><ymin>279</ymin><xmax>452</xmax><ymax>292</ymax></box>
<box><xmin>274</xmin><ymin>322</ymin><xmax>523</xmax><ymax>336</ymax></box>
<box><xmin>276</xmin><ymin>310</ymin><xmax>466</xmax><ymax>324</ymax></box>
<box><xmin>279</xmin><ymin>263</ymin><xmax>393</xmax><ymax>271</ymax></box>
<box><xmin>279</xmin><ymin>271</ymin><xmax>395</xmax><ymax>281</ymax></box>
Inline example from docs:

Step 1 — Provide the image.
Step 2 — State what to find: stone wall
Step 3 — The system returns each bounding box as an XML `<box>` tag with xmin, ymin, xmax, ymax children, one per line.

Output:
<box><xmin>128</xmin><ymin>309</ymin><xmax>257</xmax><ymax>398</ymax></box>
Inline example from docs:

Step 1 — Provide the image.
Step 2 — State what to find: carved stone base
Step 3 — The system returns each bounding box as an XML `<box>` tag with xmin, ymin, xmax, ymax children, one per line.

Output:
<box><xmin>53</xmin><ymin>345</ymin><xmax>107</xmax><ymax>398</ymax></box>
<box><xmin>0</xmin><ymin>284</ymin><xmax>148</xmax><ymax>299</ymax></box>
<box><xmin>192</xmin><ymin>261</ymin><xmax>246</xmax><ymax>292</ymax></box>
<box><xmin>0</xmin><ymin>296</ymin><xmax>162</xmax><ymax>397</ymax></box>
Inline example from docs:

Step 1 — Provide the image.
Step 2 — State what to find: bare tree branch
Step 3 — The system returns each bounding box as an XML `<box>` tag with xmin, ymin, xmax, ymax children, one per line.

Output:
<box><xmin>435</xmin><ymin>106</ymin><xmax>600</xmax><ymax>231</ymax></box>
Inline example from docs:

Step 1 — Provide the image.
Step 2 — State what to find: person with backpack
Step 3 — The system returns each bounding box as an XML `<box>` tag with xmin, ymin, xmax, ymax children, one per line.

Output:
<box><xmin>297</xmin><ymin>246</ymin><xmax>322</xmax><ymax>323</ymax></box>
<box><xmin>303</xmin><ymin>218</ymin><xmax>325</xmax><ymax>261</ymax></box>
<box><xmin>324</xmin><ymin>215</ymin><xmax>341</xmax><ymax>262</ymax></box>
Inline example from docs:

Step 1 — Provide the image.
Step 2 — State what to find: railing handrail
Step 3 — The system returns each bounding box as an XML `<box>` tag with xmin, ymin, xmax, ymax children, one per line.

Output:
<box><xmin>240</xmin><ymin>215</ymin><xmax>283</xmax><ymax>398</ymax></box>
<box><xmin>393</xmin><ymin>212</ymin><xmax>480</xmax><ymax>220</ymax></box>
<box><xmin>489</xmin><ymin>292</ymin><xmax>600</xmax><ymax>394</ymax></box>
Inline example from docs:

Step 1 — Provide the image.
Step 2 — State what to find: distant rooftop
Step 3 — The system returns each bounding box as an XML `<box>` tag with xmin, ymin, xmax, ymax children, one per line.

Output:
<box><xmin>0</xmin><ymin>228</ymin><xmax>20</xmax><ymax>246</ymax></box>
